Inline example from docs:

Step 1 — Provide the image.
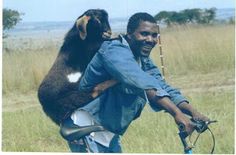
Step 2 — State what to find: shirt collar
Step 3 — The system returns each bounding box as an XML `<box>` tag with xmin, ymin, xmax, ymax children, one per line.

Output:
<box><xmin>119</xmin><ymin>34</ymin><xmax>129</xmax><ymax>47</ymax></box>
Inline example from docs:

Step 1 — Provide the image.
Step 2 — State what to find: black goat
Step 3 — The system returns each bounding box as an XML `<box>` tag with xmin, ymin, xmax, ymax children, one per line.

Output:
<box><xmin>38</xmin><ymin>9</ymin><xmax>113</xmax><ymax>125</ymax></box>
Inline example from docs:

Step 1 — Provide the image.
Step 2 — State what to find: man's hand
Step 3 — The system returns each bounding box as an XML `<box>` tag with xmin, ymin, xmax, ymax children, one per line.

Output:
<box><xmin>174</xmin><ymin>112</ymin><xmax>195</xmax><ymax>134</ymax></box>
<box><xmin>191</xmin><ymin>111</ymin><xmax>210</xmax><ymax>122</ymax></box>
<box><xmin>146</xmin><ymin>90</ymin><xmax>195</xmax><ymax>135</ymax></box>
<box><xmin>92</xmin><ymin>79</ymin><xmax>118</xmax><ymax>98</ymax></box>
<box><xmin>178</xmin><ymin>102</ymin><xmax>210</xmax><ymax>122</ymax></box>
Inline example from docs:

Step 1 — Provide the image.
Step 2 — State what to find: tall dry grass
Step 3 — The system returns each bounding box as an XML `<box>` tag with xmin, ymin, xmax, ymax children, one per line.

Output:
<box><xmin>3</xmin><ymin>42</ymin><xmax>58</xmax><ymax>94</ymax></box>
<box><xmin>151</xmin><ymin>24</ymin><xmax>235</xmax><ymax>75</ymax></box>
<box><xmin>3</xmin><ymin>25</ymin><xmax>234</xmax><ymax>94</ymax></box>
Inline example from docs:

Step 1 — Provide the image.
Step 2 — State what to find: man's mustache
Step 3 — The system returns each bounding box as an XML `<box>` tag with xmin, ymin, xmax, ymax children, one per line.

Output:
<box><xmin>142</xmin><ymin>41</ymin><xmax>156</xmax><ymax>48</ymax></box>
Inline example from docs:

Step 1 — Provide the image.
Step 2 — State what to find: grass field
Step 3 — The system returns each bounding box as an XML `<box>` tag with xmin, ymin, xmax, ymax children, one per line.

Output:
<box><xmin>2</xmin><ymin>24</ymin><xmax>235</xmax><ymax>153</ymax></box>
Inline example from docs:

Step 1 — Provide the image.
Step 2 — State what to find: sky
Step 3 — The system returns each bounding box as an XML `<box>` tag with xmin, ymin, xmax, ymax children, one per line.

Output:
<box><xmin>3</xmin><ymin>0</ymin><xmax>235</xmax><ymax>22</ymax></box>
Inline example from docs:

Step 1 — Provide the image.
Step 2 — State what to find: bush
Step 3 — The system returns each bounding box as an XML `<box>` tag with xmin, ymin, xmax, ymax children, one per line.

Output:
<box><xmin>3</xmin><ymin>8</ymin><xmax>23</xmax><ymax>37</ymax></box>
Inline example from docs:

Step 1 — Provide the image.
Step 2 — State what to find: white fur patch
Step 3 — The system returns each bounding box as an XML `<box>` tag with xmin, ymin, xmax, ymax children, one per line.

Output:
<box><xmin>67</xmin><ymin>72</ymin><xmax>82</xmax><ymax>83</ymax></box>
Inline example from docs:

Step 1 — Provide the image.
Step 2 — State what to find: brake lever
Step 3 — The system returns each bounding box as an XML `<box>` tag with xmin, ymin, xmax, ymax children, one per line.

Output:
<box><xmin>191</xmin><ymin>119</ymin><xmax>217</xmax><ymax>133</ymax></box>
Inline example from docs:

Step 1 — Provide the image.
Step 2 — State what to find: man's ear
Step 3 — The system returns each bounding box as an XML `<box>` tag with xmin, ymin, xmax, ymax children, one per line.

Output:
<box><xmin>76</xmin><ymin>15</ymin><xmax>91</xmax><ymax>40</ymax></box>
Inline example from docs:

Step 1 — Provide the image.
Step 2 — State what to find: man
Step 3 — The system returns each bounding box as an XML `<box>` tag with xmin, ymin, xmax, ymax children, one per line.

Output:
<box><xmin>68</xmin><ymin>12</ymin><xmax>209</xmax><ymax>153</ymax></box>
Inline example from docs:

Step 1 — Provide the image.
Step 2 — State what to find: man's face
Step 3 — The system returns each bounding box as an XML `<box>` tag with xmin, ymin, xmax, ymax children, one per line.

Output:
<box><xmin>128</xmin><ymin>21</ymin><xmax>159</xmax><ymax>57</ymax></box>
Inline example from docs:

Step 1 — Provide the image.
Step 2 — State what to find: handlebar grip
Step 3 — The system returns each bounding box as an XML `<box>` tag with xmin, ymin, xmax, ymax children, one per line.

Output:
<box><xmin>178</xmin><ymin>125</ymin><xmax>191</xmax><ymax>152</ymax></box>
<box><xmin>178</xmin><ymin>123</ymin><xmax>185</xmax><ymax>132</ymax></box>
<box><xmin>178</xmin><ymin>123</ymin><xmax>188</xmax><ymax>139</ymax></box>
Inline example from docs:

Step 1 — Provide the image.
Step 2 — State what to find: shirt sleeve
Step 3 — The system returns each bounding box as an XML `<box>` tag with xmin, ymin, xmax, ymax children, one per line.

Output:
<box><xmin>141</xmin><ymin>56</ymin><xmax>189</xmax><ymax>106</ymax></box>
<box><xmin>98</xmin><ymin>40</ymin><xmax>170</xmax><ymax>99</ymax></box>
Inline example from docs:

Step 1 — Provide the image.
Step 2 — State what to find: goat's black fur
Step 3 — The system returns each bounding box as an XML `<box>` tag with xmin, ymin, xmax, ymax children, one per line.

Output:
<box><xmin>38</xmin><ymin>9</ymin><xmax>111</xmax><ymax>125</ymax></box>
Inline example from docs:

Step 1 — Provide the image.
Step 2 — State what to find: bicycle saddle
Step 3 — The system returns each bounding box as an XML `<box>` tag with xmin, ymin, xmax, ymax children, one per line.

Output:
<box><xmin>60</xmin><ymin>117</ymin><xmax>105</xmax><ymax>141</ymax></box>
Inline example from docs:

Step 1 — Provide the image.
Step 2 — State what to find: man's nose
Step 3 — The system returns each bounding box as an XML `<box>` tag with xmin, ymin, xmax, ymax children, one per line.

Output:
<box><xmin>146</xmin><ymin>35</ymin><xmax>156</xmax><ymax>43</ymax></box>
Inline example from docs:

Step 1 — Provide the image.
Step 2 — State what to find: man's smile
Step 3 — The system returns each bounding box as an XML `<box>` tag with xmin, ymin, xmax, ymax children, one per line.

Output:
<box><xmin>142</xmin><ymin>45</ymin><xmax>153</xmax><ymax>51</ymax></box>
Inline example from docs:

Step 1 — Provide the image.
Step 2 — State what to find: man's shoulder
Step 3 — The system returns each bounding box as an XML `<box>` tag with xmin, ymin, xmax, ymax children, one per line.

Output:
<box><xmin>102</xmin><ymin>39</ymin><xmax>122</xmax><ymax>47</ymax></box>
<box><xmin>99</xmin><ymin>35</ymin><xmax>130</xmax><ymax>53</ymax></box>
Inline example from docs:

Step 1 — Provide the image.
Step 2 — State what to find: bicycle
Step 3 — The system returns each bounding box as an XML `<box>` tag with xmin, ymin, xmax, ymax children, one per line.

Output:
<box><xmin>60</xmin><ymin>116</ymin><xmax>217</xmax><ymax>153</ymax></box>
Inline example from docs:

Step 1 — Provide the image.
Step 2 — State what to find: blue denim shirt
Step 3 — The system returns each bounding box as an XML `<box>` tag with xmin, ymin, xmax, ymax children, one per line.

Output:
<box><xmin>79</xmin><ymin>35</ymin><xmax>188</xmax><ymax>135</ymax></box>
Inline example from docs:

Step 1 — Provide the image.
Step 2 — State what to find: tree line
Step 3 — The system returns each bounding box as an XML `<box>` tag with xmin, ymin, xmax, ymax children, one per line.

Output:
<box><xmin>154</xmin><ymin>8</ymin><xmax>217</xmax><ymax>26</ymax></box>
<box><xmin>2</xmin><ymin>7</ymin><xmax>234</xmax><ymax>36</ymax></box>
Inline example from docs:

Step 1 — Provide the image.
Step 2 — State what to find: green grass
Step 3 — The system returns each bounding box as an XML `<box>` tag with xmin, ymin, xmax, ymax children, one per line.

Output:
<box><xmin>2</xmin><ymin>24</ymin><xmax>235</xmax><ymax>153</ymax></box>
<box><xmin>2</xmin><ymin>91</ymin><xmax>234</xmax><ymax>153</ymax></box>
<box><xmin>122</xmin><ymin>91</ymin><xmax>234</xmax><ymax>153</ymax></box>
<box><xmin>2</xmin><ymin>107</ymin><xmax>69</xmax><ymax>152</ymax></box>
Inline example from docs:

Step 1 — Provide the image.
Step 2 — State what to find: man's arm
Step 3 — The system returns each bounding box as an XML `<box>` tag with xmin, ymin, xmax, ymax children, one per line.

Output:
<box><xmin>91</xmin><ymin>79</ymin><xmax>118</xmax><ymax>98</ymax></box>
<box><xmin>141</xmin><ymin>57</ymin><xmax>188</xmax><ymax>105</ymax></box>
<box><xmin>146</xmin><ymin>89</ymin><xmax>195</xmax><ymax>134</ymax></box>
<box><xmin>141</xmin><ymin>57</ymin><xmax>209</xmax><ymax>121</ymax></box>
<box><xmin>98</xmin><ymin>41</ymin><xmax>170</xmax><ymax>98</ymax></box>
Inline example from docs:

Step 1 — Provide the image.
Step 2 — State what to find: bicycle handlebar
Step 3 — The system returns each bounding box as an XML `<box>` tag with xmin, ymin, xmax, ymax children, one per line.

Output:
<box><xmin>178</xmin><ymin>119</ymin><xmax>217</xmax><ymax>154</ymax></box>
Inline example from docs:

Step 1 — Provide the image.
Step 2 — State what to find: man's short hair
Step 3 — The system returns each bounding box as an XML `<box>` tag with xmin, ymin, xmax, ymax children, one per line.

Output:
<box><xmin>127</xmin><ymin>12</ymin><xmax>157</xmax><ymax>34</ymax></box>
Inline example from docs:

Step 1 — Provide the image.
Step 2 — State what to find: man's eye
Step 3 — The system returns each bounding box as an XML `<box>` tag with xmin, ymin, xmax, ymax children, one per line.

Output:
<box><xmin>152</xmin><ymin>33</ymin><xmax>158</xmax><ymax>38</ymax></box>
<box><xmin>140</xmin><ymin>32</ymin><xmax>149</xmax><ymax>36</ymax></box>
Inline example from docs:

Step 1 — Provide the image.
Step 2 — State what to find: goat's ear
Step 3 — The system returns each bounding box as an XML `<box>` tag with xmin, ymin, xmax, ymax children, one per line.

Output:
<box><xmin>76</xmin><ymin>15</ymin><xmax>91</xmax><ymax>40</ymax></box>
